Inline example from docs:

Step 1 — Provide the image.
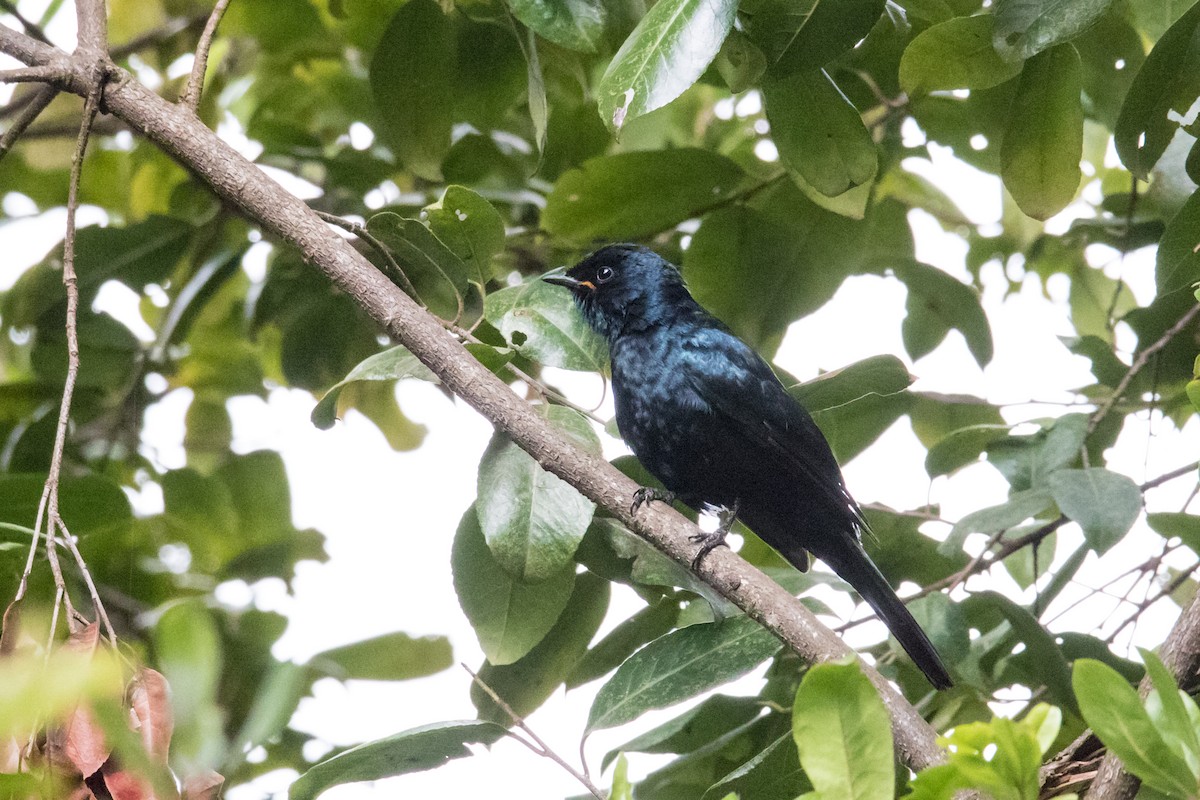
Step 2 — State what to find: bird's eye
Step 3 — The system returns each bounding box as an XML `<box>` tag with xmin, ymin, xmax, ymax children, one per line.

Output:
<box><xmin>596</xmin><ymin>266</ymin><xmax>615</xmax><ymax>283</ymax></box>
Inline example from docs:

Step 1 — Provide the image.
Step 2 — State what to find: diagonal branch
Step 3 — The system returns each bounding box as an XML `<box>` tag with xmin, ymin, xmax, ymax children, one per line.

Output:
<box><xmin>0</xmin><ymin>23</ymin><xmax>948</xmax><ymax>771</ymax></box>
<box><xmin>0</xmin><ymin>83</ymin><xmax>57</xmax><ymax>159</ymax></box>
<box><xmin>180</xmin><ymin>0</ymin><xmax>231</xmax><ymax>111</ymax></box>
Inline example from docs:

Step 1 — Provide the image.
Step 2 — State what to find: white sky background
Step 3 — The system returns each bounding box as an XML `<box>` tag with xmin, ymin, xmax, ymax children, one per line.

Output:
<box><xmin>3</xmin><ymin>5</ymin><xmax>1200</xmax><ymax>798</ymax></box>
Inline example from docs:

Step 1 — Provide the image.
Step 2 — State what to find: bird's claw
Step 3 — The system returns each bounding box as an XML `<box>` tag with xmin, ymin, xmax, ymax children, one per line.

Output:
<box><xmin>631</xmin><ymin>487</ymin><xmax>675</xmax><ymax>515</ymax></box>
<box><xmin>689</xmin><ymin>530</ymin><xmax>728</xmax><ymax>570</ymax></box>
<box><xmin>690</xmin><ymin>499</ymin><xmax>740</xmax><ymax>571</ymax></box>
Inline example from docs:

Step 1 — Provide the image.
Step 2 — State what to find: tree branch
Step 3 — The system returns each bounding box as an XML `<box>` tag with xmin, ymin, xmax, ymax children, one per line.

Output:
<box><xmin>0</xmin><ymin>83</ymin><xmax>57</xmax><ymax>159</ymax></box>
<box><xmin>180</xmin><ymin>0</ymin><xmax>231</xmax><ymax>111</ymax></box>
<box><xmin>0</xmin><ymin>0</ymin><xmax>49</xmax><ymax>45</ymax></box>
<box><xmin>0</xmin><ymin>24</ymin><xmax>948</xmax><ymax>771</ymax></box>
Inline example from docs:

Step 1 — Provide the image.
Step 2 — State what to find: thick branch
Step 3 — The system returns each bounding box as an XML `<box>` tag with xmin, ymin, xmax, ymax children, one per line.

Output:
<box><xmin>0</xmin><ymin>24</ymin><xmax>947</xmax><ymax>771</ymax></box>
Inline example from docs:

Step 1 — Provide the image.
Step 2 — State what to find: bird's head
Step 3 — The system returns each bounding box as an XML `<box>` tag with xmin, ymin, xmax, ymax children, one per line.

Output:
<box><xmin>543</xmin><ymin>244</ymin><xmax>692</xmax><ymax>340</ymax></box>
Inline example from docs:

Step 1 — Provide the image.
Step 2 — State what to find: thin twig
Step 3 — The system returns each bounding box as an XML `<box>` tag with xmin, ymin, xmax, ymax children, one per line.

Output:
<box><xmin>55</xmin><ymin>513</ymin><xmax>117</xmax><ymax>645</ymax></box>
<box><xmin>0</xmin><ymin>84</ymin><xmax>57</xmax><ymax>160</ymax></box>
<box><xmin>0</xmin><ymin>0</ymin><xmax>50</xmax><ymax>44</ymax></box>
<box><xmin>315</xmin><ymin>211</ymin><xmax>421</xmax><ymax>300</ymax></box>
<box><xmin>1141</xmin><ymin>461</ymin><xmax>1199</xmax><ymax>491</ymax></box>
<box><xmin>462</xmin><ymin>664</ymin><xmax>605</xmax><ymax>800</ymax></box>
<box><xmin>180</xmin><ymin>0</ymin><xmax>231</xmax><ymax>111</ymax></box>
<box><xmin>40</xmin><ymin>65</ymin><xmax>107</xmax><ymax>636</ymax></box>
<box><xmin>1103</xmin><ymin>561</ymin><xmax>1200</xmax><ymax>645</ymax></box>
<box><xmin>1088</xmin><ymin>303</ymin><xmax>1200</xmax><ymax>435</ymax></box>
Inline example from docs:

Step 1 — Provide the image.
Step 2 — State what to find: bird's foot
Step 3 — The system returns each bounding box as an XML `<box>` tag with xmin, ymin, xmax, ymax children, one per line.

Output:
<box><xmin>631</xmin><ymin>487</ymin><xmax>676</xmax><ymax>515</ymax></box>
<box><xmin>689</xmin><ymin>500</ymin><xmax>740</xmax><ymax>571</ymax></box>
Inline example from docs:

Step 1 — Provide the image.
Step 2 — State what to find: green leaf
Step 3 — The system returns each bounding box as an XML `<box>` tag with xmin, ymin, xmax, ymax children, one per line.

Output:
<box><xmin>542</xmin><ymin>149</ymin><xmax>749</xmax><ymax>241</ymax></box>
<box><xmin>1140</xmin><ymin>648</ymin><xmax>1200</xmax><ymax>773</ymax></box>
<box><xmin>763</xmin><ymin>69</ymin><xmax>877</xmax><ymax>197</ymax></box>
<box><xmin>792</xmin><ymin>661</ymin><xmax>893</xmax><ymax>800</ymax></box>
<box><xmin>505</xmin><ymin>0</ymin><xmax>606</xmax><ymax>52</ymax></box>
<box><xmin>365</xmin><ymin>212</ymin><xmax>470</xmax><ymax>320</ymax></box>
<box><xmin>704</xmin><ymin>731</ymin><xmax>809</xmax><ymax>800</ymax></box>
<box><xmin>154</xmin><ymin>601</ymin><xmax>224</xmax><ymax>771</ymax></box>
<box><xmin>424</xmin><ymin>186</ymin><xmax>506</xmax><ymax>285</ymax></box>
<box><xmin>1157</xmin><ymin>189</ymin><xmax>1200</xmax><ymax>295</ymax></box>
<box><xmin>596</xmin><ymin>0</ymin><xmax>737</xmax><ymax>132</ymax></box>
<box><xmin>369</xmin><ymin>0</ymin><xmax>453</xmax><ymax>180</ymax></box>
<box><xmin>472</xmin><ymin>571</ymin><xmax>610</xmax><ymax>723</ymax></box>
<box><xmin>1000</xmin><ymin>45</ymin><xmax>1083</xmax><ymax>220</ymax></box>
<box><xmin>1149</xmin><ymin>512</ymin><xmax>1200</xmax><ymax>555</ymax></box>
<box><xmin>715</xmin><ymin>29</ymin><xmax>767</xmax><ymax>93</ymax></box>
<box><xmin>1114</xmin><ymin>0</ymin><xmax>1200</xmax><ymax>179</ymax></box>
<box><xmin>475</xmin><ymin>405</ymin><xmax>598</xmax><ymax>580</ymax></box>
<box><xmin>1074</xmin><ymin>659</ymin><xmax>1198</xmax><ymax>798</ymax></box>
<box><xmin>289</xmin><ymin>720</ymin><xmax>508</xmax><ymax>800</ymax></box>
<box><xmin>899</xmin><ymin>15</ymin><xmax>1024</xmax><ymax>96</ymax></box>
<box><xmin>311</xmin><ymin>345</ymin><xmax>437</xmax><ymax>430</ymax></box>
<box><xmin>0</xmin><ymin>473</ymin><xmax>132</xmax><ymax>539</ymax></box>
<box><xmin>894</xmin><ymin>260</ymin><xmax>994</xmax><ymax>367</ymax></box>
<box><xmin>973</xmin><ymin>591</ymin><xmax>1078</xmax><ymax>716</ymax></box>
<box><xmin>602</xmin><ymin>694</ymin><xmax>764</xmax><ymax>771</ymax></box>
<box><xmin>1047</xmin><ymin>468</ymin><xmax>1142</xmax><ymax>553</ymax></box>
<box><xmin>788</xmin><ymin>355</ymin><xmax>914</xmax><ymax>413</ymax></box>
<box><xmin>452</xmin><ymin>507</ymin><xmax>575</xmax><ymax>666</ymax></box>
<box><xmin>311</xmin><ymin>632</ymin><xmax>453</xmax><ymax>681</ymax></box>
<box><xmin>567</xmin><ymin>598</ymin><xmax>680</xmax><ymax>689</ymax></box>
<box><xmin>230</xmin><ymin>660</ymin><xmax>311</xmax><ymax>761</ymax></box>
<box><xmin>925</xmin><ymin>424</ymin><xmax>1011</xmax><ymax>477</ymax></box>
<box><xmin>516</xmin><ymin>24</ymin><xmax>549</xmax><ymax>154</ymax></box>
<box><xmin>586</xmin><ymin>615</ymin><xmax>780</xmax><ymax>734</ymax></box>
<box><xmin>993</xmin><ymin>0</ymin><xmax>1116</xmax><ymax>61</ymax></box>
<box><xmin>986</xmin><ymin>413</ymin><xmax>1088</xmax><ymax>492</ymax></box>
<box><xmin>769</xmin><ymin>0</ymin><xmax>886</xmax><ymax>75</ymax></box>
<box><xmin>943</xmin><ymin>488</ymin><xmax>1054</xmax><ymax>556</ymax></box>
<box><xmin>484</xmin><ymin>277</ymin><xmax>607</xmax><ymax>371</ymax></box>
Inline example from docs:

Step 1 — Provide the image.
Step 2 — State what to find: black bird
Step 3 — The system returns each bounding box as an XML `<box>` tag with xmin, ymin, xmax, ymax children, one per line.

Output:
<box><xmin>544</xmin><ymin>244</ymin><xmax>952</xmax><ymax>689</ymax></box>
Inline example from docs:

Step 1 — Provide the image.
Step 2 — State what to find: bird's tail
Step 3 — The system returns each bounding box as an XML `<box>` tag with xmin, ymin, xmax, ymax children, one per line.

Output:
<box><xmin>819</xmin><ymin>541</ymin><xmax>953</xmax><ymax>690</ymax></box>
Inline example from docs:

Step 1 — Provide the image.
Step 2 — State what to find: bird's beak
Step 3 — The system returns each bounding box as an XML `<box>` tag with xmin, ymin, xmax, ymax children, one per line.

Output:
<box><xmin>542</xmin><ymin>268</ymin><xmax>590</xmax><ymax>291</ymax></box>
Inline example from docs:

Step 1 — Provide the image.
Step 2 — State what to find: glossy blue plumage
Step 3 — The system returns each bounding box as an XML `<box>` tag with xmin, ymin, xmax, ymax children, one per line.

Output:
<box><xmin>545</xmin><ymin>244</ymin><xmax>952</xmax><ymax>689</ymax></box>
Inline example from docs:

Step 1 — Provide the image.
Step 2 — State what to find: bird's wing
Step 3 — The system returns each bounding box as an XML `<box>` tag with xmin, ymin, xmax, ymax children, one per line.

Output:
<box><xmin>679</xmin><ymin>328</ymin><xmax>866</xmax><ymax>530</ymax></box>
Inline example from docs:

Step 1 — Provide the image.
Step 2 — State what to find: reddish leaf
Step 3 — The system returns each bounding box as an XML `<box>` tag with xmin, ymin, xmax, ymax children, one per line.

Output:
<box><xmin>63</xmin><ymin>704</ymin><xmax>111</xmax><ymax>778</ymax></box>
<box><xmin>182</xmin><ymin>771</ymin><xmax>224</xmax><ymax>800</ymax></box>
<box><xmin>128</xmin><ymin>669</ymin><xmax>173</xmax><ymax>764</ymax></box>
<box><xmin>64</xmin><ymin>622</ymin><xmax>100</xmax><ymax>656</ymax></box>
<box><xmin>104</xmin><ymin>768</ymin><xmax>153</xmax><ymax>800</ymax></box>
<box><xmin>1</xmin><ymin>599</ymin><xmax>21</xmax><ymax>656</ymax></box>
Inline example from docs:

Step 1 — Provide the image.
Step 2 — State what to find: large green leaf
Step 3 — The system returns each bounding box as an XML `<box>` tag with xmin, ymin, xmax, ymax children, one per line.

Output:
<box><xmin>1000</xmin><ymin>45</ymin><xmax>1083</xmax><ymax>220</ymax></box>
<box><xmin>942</xmin><ymin>488</ymin><xmax>1054</xmax><ymax>555</ymax></box>
<box><xmin>311</xmin><ymin>345</ymin><xmax>437</xmax><ymax>431</ymax></box>
<box><xmin>542</xmin><ymin>149</ymin><xmax>749</xmax><ymax>241</ymax></box>
<box><xmin>986</xmin><ymin>413</ymin><xmax>1088</xmax><ymax>492</ymax></box>
<box><xmin>894</xmin><ymin>260</ymin><xmax>993</xmax><ymax>367</ymax></box>
<box><xmin>899</xmin><ymin>15</ymin><xmax>1024</xmax><ymax>96</ymax></box>
<box><xmin>1149</xmin><ymin>511</ymin><xmax>1200</xmax><ymax>554</ymax></box>
<box><xmin>567</xmin><ymin>598</ymin><xmax>680</xmax><ymax>689</ymax></box>
<box><xmin>484</xmin><ymin>278</ymin><xmax>607</xmax><ymax>371</ymax></box>
<box><xmin>452</xmin><ymin>507</ymin><xmax>575</xmax><ymax>666</ymax></box>
<box><xmin>289</xmin><ymin>720</ymin><xmax>507</xmax><ymax>800</ymax></box>
<box><xmin>154</xmin><ymin>601</ymin><xmax>224</xmax><ymax>772</ymax></box>
<box><xmin>1047</xmin><ymin>468</ymin><xmax>1142</xmax><ymax>553</ymax></box>
<box><xmin>1140</xmin><ymin>648</ymin><xmax>1200</xmax><ymax>773</ymax></box>
<box><xmin>471</xmin><ymin>571</ymin><xmax>610</xmax><ymax>723</ymax></box>
<box><xmin>365</xmin><ymin>213</ymin><xmax>470</xmax><ymax>321</ymax></box>
<box><xmin>1074</xmin><ymin>659</ymin><xmax>1198</xmax><ymax>798</ymax></box>
<box><xmin>505</xmin><ymin>0</ymin><xmax>606</xmax><ymax>52</ymax></box>
<box><xmin>1114</xmin><ymin>0</ymin><xmax>1200</xmax><ymax>179</ymax></box>
<box><xmin>310</xmin><ymin>632</ymin><xmax>453</xmax><ymax>681</ymax></box>
<box><xmin>1157</xmin><ymin>189</ymin><xmax>1200</xmax><ymax>295</ymax></box>
<box><xmin>703</xmin><ymin>731</ymin><xmax>809</xmax><ymax>800</ymax></box>
<box><xmin>925</xmin><ymin>424</ymin><xmax>1011</xmax><ymax>477</ymax></box>
<box><xmin>369</xmin><ymin>0</ymin><xmax>453</xmax><ymax>180</ymax></box>
<box><xmin>763</xmin><ymin>70</ymin><xmax>877</xmax><ymax>197</ymax></box>
<box><xmin>792</xmin><ymin>662</ymin><xmax>893</xmax><ymax>800</ymax></box>
<box><xmin>788</xmin><ymin>355</ymin><xmax>914</xmax><ymax>413</ymax></box>
<box><xmin>993</xmin><ymin>0</ymin><xmax>1116</xmax><ymax>61</ymax></box>
<box><xmin>972</xmin><ymin>591</ymin><xmax>1078</xmax><ymax>715</ymax></box>
<box><xmin>0</xmin><ymin>473</ymin><xmax>132</xmax><ymax>539</ymax></box>
<box><xmin>601</xmin><ymin>694</ymin><xmax>765</xmax><ymax>771</ymax></box>
<box><xmin>423</xmin><ymin>186</ymin><xmax>506</xmax><ymax>286</ymax></box>
<box><xmin>596</xmin><ymin>0</ymin><xmax>737</xmax><ymax>132</ymax></box>
<box><xmin>769</xmin><ymin>0</ymin><xmax>885</xmax><ymax>75</ymax></box>
<box><xmin>476</xmin><ymin>405</ymin><xmax>599</xmax><ymax>581</ymax></box>
<box><xmin>586</xmin><ymin>615</ymin><xmax>780</xmax><ymax>734</ymax></box>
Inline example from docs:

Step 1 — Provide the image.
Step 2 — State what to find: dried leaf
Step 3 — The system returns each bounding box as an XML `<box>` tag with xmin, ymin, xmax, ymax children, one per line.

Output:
<box><xmin>64</xmin><ymin>622</ymin><xmax>100</xmax><ymax>655</ymax></box>
<box><xmin>63</xmin><ymin>704</ymin><xmax>110</xmax><ymax>778</ymax></box>
<box><xmin>129</xmin><ymin>669</ymin><xmax>173</xmax><ymax>764</ymax></box>
<box><xmin>1</xmin><ymin>599</ymin><xmax>21</xmax><ymax>656</ymax></box>
<box><xmin>104</xmin><ymin>768</ymin><xmax>153</xmax><ymax>800</ymax></box>
<box><xmin>182</xmin><ymin>771</ymin><xmax>224</xmax><ymax>800</ymax></box>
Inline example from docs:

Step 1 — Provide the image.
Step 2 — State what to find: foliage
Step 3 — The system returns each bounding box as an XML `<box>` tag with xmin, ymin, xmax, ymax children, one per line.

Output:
<box><xmin>1</xmin><ymin>0</ymin><xmax>1200</xmax><ymax>796</ymax></box>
